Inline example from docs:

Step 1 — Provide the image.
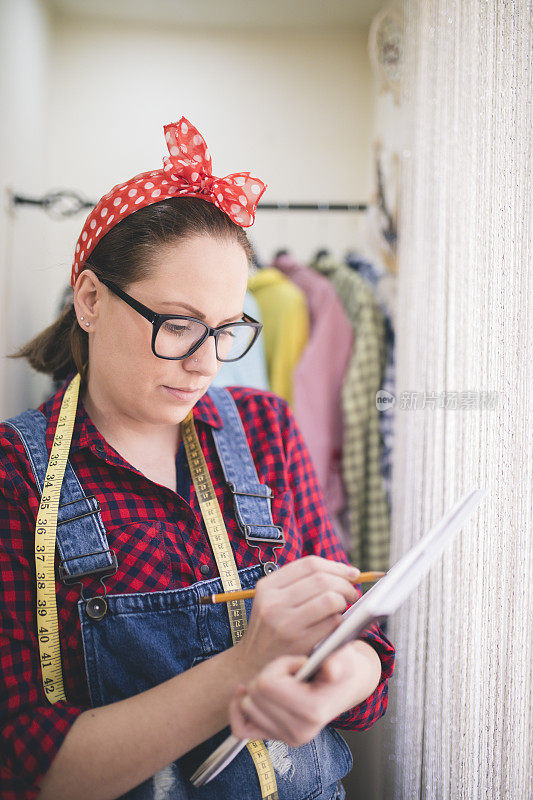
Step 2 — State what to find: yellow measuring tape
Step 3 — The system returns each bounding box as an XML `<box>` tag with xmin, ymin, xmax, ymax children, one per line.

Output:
<box><xmin>34</xmin><ymin>372</ymin><xmax>81</xmax><ymax>703</ymax></box>
<box><xmin>35</xmin><ymin>373</ymin><xmax>278</xmax><ymax>797</ymax></box>
<box><xmin>182</xmin><ymin>411</ymin><xmax>279</xmax><ymax>800</ymax></box>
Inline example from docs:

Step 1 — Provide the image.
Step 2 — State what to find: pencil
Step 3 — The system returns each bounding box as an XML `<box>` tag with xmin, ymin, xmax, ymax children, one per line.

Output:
<box><xmin>198</xmin><ymin>570</ymin><xmax>386</xmax><ymax>605</ymax></box>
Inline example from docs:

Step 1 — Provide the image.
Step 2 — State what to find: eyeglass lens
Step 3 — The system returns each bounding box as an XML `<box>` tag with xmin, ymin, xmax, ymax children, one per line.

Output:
<box><xmin>155</xmin><ymin>319</ymin><xmax>256</xmax><ymax>361</ymax></box>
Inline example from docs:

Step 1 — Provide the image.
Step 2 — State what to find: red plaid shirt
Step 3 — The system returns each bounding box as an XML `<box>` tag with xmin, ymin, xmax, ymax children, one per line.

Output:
<box><xmin>0</xmin><ymin>373</ymin><xmax>395</xmax><ymax>799</ymax></box>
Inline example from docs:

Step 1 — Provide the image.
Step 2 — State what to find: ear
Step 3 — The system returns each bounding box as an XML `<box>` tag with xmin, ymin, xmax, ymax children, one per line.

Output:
<box><xmin>73</xmin><ymin>268</ymin><xmax>104</xmax><ymax>327</ymax></box>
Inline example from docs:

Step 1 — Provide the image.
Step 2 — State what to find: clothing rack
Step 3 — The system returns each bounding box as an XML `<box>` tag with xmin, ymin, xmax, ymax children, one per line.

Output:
<box><xmin>256</xmin><ymin>202</ymin><xmax>367</xmax><ymax>212</ymax></box>
<box><xmin>8</xmin><ymin>189</ymin><xmax>368</xmax><ymax>217</ymax></box>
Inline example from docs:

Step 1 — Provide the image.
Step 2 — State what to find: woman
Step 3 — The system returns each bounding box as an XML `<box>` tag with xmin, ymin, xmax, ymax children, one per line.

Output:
<box><xmin>0</xmin><ymin>118</ymin><xmax>395</xmax><ymax>800</ymax></box>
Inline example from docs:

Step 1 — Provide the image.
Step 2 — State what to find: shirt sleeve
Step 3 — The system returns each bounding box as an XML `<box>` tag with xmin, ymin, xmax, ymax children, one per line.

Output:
<box><xmin>277</xmin><ymin>397</ymin><xmax>396</xmax><ymax>731</ymax></box>
<box><xmin>0</xmin><ymin>440</ymin><xmax>86</xmax><ymax>799</ymax></box>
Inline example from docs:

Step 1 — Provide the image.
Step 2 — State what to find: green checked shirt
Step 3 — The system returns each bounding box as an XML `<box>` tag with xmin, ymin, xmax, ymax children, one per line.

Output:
<box><xmin>311</xmin><ymin>255</ymin><xmax>391</xmax><ymax>572</ymax></box>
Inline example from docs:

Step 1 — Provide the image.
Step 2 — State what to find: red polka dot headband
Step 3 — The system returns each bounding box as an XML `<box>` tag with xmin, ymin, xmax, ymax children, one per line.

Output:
<box><xmin>71</xmin><ymin>116</ymin><xmax>268</xmax><ymax>288</ymax></box>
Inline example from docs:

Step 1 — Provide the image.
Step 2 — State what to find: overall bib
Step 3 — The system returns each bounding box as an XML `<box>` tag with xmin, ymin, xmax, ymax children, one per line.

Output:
<box><xmin>6</xmin><ymin>387</ymin><xmax>352</xmax><ymax>800</ymax></box>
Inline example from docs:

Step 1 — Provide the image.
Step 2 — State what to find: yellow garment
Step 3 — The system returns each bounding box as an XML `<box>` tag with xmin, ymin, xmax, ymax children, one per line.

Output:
<box><xmin>248</xmin><ymin>267</ymin><xmax>309</xmax><ymax>405</ymax></box>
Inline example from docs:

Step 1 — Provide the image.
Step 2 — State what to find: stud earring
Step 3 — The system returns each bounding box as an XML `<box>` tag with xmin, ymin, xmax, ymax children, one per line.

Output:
<box><xmin>80</xmin><ymin>316</ymin><xmax>84</xmax><ymax>320</ymax></box>
<box><xmin>85</xmin><ymin>322</ymin><xmax>90</xmax><ymax>327</ymax></box>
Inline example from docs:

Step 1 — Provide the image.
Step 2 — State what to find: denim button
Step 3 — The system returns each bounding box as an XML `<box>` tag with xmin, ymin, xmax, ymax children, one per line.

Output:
<box><xmin>200</xmin><ymin>564</ymin><xmax>210</xmax><ymax>576</ymax></box>
<box><xmin>86</xmin><ymin>596</ymin><xmax>107</xmax><ymax>620</ymax></box>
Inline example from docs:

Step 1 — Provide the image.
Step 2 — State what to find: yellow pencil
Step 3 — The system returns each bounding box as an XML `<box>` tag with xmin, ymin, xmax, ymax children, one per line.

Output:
<box><xmin>198</xmin><ymin>570</ymin><xmax>386</xmax><ymax>605</ymax></box>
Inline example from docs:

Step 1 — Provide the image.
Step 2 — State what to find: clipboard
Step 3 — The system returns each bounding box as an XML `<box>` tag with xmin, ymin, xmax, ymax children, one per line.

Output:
<box><xmin>191</xmin><ymin>486</ymin><xmax>487</xmax><ymax>787</ymax></box>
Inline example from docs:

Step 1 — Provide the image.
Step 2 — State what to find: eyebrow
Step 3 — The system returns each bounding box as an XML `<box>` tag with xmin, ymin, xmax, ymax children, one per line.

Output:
<box><xmin>157</xmin><ymin>300</ymin><xmax>243</xmax><ymax>325</ymax></box>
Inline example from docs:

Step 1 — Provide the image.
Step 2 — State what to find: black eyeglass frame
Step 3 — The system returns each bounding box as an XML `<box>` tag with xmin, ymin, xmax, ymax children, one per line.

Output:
<box><xmin>97</xmin><ymin>276</ymin><xmax>263</xmax><ymax>362</ymax></box>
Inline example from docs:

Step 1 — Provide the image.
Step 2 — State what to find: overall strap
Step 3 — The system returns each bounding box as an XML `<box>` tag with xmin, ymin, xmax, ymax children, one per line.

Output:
<box><xmin>4</xmin><ymin>409</ymin><xmax>116</xmax><ymax>582</ymax></box>
<box><xmin>207</xmin><ymin>387</ymin><xmax>284</xmax><ymax>547</ymax></box>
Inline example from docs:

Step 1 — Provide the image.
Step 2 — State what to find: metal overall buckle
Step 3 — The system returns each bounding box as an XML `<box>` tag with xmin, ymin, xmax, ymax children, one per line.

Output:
<box><xmin>59</xmin><ymin>548</ymin><xmax>118</xmax><ymax>621</ymax></box>
<box><xmin>245</xmin><ymin>531</ymin><xmax>285</xmax><ymax>576</ymax></box>
<box><xmin>226</xmin><ymin>482</ymin><xmax>286</xmax><ymax>576</ymax></box>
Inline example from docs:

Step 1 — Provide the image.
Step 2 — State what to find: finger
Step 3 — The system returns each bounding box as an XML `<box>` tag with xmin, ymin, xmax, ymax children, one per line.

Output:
<box><xmin>249</xmin><ymin>656</ymin><xmax>313</xmax><ymax>703</ymax></box>
<box><xmin>298</xmin><ymin>654</ymin><xmax>348</xmax><ymax>694</ymax></box>
<box><xmin>245</xmin><ymin>656</ymin><xmax>313</xmax><ymax>715</ymax></box>
<box><xmin>254</xmin><ymin>653</ymin><xmax>308</xmax><ymax>679</ymax></box>
<box><xmin>230</xmin><ymin>658</ymin><xmax>308</xmax><ymax>741</ymax></box>
<box><xmin>294</xmin><ymin>614</ymin><xmax>345</xmax><ymax>654</ymax></box>
<box><xmin>247</xmin><ymin>680</ymin><xmax>315</xmax><ymax>731</ymax></box>
<box><xmin>262</xmin><ymin>556</ymin><xmax>359</xmax><ymax>591</ymax></box>
<box><xmin>284</xmin><ymin>592</ymin><xmax>347</xmax><ymax>638</ymax></box>
<box><xmin>255</xmin><ymin>570</ymin><xmax>357</xmax><ymax>619</ymax></box>
<box><xmin>238</xmin><ymin>693</ymin><xmax>287</xmax><ymax>741</ymax></box>
<box><xmin>244</xmin><ymin>664</ymin><xmax>327</xmax><ymax>745</ymax></box>
<box><xmin>289</xmin><ymin>573</ymin><xmax>358</xmax><ymax>609</ymax></box>
<box><xmin>229</xmin><ymin>692</ymin><xmax>268</xmax><ymax>741</ymax></box>
<box><xmin>249</xmin><ymin>652</ymin><xmax>354</xmax><ymax>726</ymax></box>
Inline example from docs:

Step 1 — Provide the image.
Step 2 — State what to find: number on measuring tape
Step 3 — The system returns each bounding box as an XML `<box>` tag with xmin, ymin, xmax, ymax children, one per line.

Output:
<box><xmin>182</xmin><ymin>412</ymin><xmax>279</xmax><ymax>799</ymax></box>
<box><xmin>34</xmin><ymin>373</ymin><xmax>82</xmax><ymax>705</ymax></box>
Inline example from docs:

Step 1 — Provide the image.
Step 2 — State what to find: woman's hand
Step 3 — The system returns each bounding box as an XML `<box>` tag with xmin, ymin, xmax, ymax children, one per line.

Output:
<box><xmin>234</xmin><ymin>556</ymin><xmax>360</xmax><ymax>675</ymax></box>
<box><xmin>228</xmin><ymin>640</ymin><xmax>382</xmax><ymax>748</ymax></box>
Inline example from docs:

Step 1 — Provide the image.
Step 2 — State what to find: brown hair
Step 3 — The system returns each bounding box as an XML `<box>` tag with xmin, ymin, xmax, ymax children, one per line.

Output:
<box><xmin>9</xmin><ymin>197</ymin><xmax>254</xmax><ymax>385</ymax></box>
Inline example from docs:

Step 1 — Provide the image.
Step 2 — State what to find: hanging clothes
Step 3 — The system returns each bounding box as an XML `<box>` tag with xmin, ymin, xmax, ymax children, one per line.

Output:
<box><xmin>273</xmin><ymin>252</ymin><xmax>353</xmax><ymax>553</ymax></box>
<box><xmin>210</xmin><ymin>291</ymin><xmax>269</xmax><ymax>391</ymax></box>
<box><xmin>310</xmin><ymin>254</ymin><xmax>390</xmax><ymax>573</ymax></box>
<box><xmin>345</xmin><ymin>252</ymin><xmax>396</xmax><ymax>507</ymax></box>
<box><xmin>247</xmin><ymin>267</ymin><xmax>309</xmax><ymax>405</ymax></box>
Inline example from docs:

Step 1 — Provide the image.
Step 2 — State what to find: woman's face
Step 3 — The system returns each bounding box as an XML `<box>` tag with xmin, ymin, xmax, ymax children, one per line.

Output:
<box><xmin>77</xmin><ymin>234</ymin><xmax>249</xmax><ymax>427</ymax></box>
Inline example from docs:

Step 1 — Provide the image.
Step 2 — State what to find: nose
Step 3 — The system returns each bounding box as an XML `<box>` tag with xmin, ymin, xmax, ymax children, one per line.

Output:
<box><xmin>182</xmin><ymin>334</ymin><xmax>219</xmax><ymax>375</ymax></box>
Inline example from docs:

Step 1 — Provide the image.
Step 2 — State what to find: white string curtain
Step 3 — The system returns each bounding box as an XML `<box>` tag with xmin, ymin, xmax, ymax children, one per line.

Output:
<box><xmin>383</xmin><ymin>1</ymin><xmax>532</xmax><ymax>798</ymax></box>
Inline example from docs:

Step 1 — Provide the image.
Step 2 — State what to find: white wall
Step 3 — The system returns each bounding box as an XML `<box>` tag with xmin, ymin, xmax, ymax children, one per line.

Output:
<box><xmin>1</xmin><ymin>9</ymin><xmax>379</xmax><ymax>416</ymax></box>
<box><xmin>45</xmin><ymin>16</ymin><xmax>375</xmax><ymax>273</ymax></box>
<box><xmin>0</xmin><ymin>0</ymin><xmax>53</xmax><ymax>418</ymax></box>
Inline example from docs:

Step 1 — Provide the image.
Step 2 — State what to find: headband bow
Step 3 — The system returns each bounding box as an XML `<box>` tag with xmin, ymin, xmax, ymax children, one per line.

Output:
<box><xmin>71</xmin><ymin>117</ymin><xmax>267</xmax><ymax>287</ymax></box>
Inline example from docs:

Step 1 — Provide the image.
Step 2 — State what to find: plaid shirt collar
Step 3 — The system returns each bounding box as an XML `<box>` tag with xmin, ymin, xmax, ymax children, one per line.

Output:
<box><xmin>40</xmin><ymin>371</ymin><xmax>223</xmax><ymax>462</ymax></box>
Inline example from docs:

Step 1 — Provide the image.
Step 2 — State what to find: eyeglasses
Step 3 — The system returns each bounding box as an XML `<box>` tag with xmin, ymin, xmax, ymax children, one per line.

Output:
<box><xmin>97</xmin><ymin>276</ymin><xmax>263</xmax><ymax>362</ymax></box>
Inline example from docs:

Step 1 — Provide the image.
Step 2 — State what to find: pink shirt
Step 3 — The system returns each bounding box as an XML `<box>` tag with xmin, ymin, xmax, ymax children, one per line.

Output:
<box><xmin>273</xmin><ymin>254</ymin><xmax>353</xmax><ymax>550</ymax></box>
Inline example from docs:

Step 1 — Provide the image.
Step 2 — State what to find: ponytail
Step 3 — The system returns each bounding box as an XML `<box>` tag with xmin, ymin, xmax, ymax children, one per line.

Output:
<box><xmin>8</xmin><ymin>301</ymin><xmax>88</xmax><ymax>385</ymax></box>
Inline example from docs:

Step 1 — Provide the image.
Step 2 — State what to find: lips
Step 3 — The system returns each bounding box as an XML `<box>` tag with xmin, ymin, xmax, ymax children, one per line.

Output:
<box><xmin>166</xmin><ymin>386</ymin><xmax>202</xmax><ymax>392</ymax></box>
<box><xmin>163</xmin><ymin>385</ymin><xmax>203</xmax><ymax>401</ymax></box>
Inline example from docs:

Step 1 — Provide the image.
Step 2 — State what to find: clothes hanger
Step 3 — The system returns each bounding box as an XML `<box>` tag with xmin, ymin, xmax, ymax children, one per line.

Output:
<box><xmin>373</xmin><ymin>140</ymin><xmax>399</xmax><ymax>274</ymax></box>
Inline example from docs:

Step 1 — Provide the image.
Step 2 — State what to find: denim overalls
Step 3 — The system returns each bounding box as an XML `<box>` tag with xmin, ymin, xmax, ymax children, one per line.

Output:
<box><xmin>6</xmin><ymin>386</ymin><xmax>352</xmax><ymax>800</ymax></box>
